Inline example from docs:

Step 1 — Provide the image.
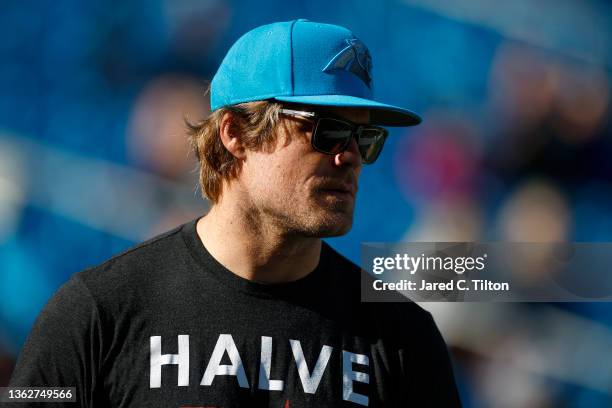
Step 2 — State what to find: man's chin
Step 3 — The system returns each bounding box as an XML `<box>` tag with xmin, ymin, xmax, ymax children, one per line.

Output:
<box><xmin>319</xmin><ymin>225</ymin><xmax>352</xmax><ymax>237</ymax></box>
<box><xmin>292</xmin><ymin>197</ymin><xmax>355</xmax><ymax>237</ymax></box>
<box><xmin>305</xmin><ymin>213</ymin><xmax>354</xmax><ymax>238</ymax></box>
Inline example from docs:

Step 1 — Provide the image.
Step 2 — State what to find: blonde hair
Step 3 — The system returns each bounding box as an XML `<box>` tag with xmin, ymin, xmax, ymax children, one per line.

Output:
<box><xmin>187</xmin><ymin>100</ymin><xmax>284</xmax><ymax>203</ymax></box>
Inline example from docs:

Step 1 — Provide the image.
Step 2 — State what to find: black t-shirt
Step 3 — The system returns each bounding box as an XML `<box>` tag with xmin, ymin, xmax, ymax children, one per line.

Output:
<box><xmin>8</xmin><ymin>219</ymin><xmax>461</xmax><ymax>407</ymax></box>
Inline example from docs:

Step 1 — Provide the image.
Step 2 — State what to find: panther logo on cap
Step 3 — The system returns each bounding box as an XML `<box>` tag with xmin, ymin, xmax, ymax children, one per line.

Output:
<box><xmin>322</xmin><ymin>38</ymin><xmax>373</xmax><ymax>88</ymax></box>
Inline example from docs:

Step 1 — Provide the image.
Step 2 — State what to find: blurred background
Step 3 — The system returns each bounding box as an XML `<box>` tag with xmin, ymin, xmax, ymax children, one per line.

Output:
<box><xmin>1</xmin><ymin>0</ymin><xmax>611</xmax><ymax>406</ymax></box>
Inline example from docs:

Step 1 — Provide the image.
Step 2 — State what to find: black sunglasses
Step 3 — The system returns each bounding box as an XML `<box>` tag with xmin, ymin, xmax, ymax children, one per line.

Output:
<box><xmin>280</xmin><ymin>108</ymin><xmax>388</xmax><ymax>164</ymax></box>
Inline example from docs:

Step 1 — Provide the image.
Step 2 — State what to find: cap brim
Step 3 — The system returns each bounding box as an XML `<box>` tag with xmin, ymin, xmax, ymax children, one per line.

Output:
<box><xmin>273</xmin><ymin>94</ymin><xmax>421</xmax><ymax>126</ymax></box>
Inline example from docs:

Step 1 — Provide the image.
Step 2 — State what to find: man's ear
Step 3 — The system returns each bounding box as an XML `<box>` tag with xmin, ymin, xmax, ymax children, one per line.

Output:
<box><xmin>219</xmin><ymin>112</ymin><xmax>247</xmax><ymax>159</ymax></box>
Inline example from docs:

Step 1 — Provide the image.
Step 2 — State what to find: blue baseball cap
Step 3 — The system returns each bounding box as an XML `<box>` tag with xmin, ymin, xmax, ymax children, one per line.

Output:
<box><xmin>210</xmin><ymin>19</ymin><xmax>421</xmax><ymax>126</ymax></box>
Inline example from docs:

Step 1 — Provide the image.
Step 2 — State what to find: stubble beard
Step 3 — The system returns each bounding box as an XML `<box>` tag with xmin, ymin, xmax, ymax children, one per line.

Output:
<box><xmin>264</xmin><ymin>192</ymin><xmax>355</xmax><ymax>238</ymax></box>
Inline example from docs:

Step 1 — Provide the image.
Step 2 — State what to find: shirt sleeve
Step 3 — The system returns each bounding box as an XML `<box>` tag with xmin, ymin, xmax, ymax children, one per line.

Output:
<box><xmin>400</xmin><ymin>309</ymin><xmax>463</xmax><ymax>407</ymax></box>
<box><xmin>7</xmin><ymin>275</ymin><xmax>104</xmax><ymax>407</ymax></box>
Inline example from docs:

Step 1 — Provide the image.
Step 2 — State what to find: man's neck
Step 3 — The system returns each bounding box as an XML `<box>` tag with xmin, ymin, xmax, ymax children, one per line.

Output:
<box><xmin>196</xmin><ymin>199</ymin><xmax>322</xmax><ymax>284</ymax></box>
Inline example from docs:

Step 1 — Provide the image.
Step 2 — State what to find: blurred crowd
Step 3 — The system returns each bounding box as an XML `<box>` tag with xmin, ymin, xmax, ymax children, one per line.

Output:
<box><xmin>0</xmin><ymin>0</ymin><xmax>611</xmax><ymax>406</ymax></box>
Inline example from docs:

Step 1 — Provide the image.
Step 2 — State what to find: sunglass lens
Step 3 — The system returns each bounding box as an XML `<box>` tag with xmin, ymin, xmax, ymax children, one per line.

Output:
<box><xmin>313</xmin><ymin>118</ymin><xmax>353</xmax><ymax>154</ymax></box>
<box><xmin>358</xmin><ymin>128</ymin><xmax>387</xmax><ymax>164</ymax></box>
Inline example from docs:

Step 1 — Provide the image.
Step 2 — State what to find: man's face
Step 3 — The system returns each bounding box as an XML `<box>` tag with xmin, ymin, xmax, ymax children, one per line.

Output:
<box><xmin>240</xmin><ymin>106</ymin><xmax>369</xmax><ymax>237</ymax></box>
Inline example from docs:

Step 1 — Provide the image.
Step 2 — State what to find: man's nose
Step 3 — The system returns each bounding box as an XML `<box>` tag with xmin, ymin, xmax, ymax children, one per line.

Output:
<box><xmin>334</xmin><ymin>136</ymin><xmax>362</xmax><ymax>168</ymax></box>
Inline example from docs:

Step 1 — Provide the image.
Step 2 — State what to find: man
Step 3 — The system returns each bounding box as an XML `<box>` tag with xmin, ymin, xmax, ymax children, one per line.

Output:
<box><xmin>8</xmin><ymin>20</ymin><xmax>461</xmax><ymax>407</ymax></box>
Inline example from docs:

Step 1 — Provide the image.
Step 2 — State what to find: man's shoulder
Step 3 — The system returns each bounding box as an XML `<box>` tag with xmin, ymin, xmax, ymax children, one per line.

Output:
<box><xmin>321</xmin><ymin>241</ymin><xmax>433</xmax><ymax>327</ymax></box>
<box><xmin>73</xmin><ymin>221</ymin><xmax>191</xmax><ymax>296</ymax></box>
